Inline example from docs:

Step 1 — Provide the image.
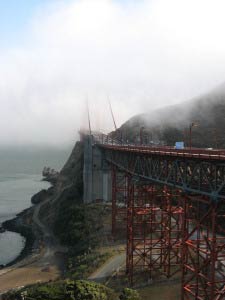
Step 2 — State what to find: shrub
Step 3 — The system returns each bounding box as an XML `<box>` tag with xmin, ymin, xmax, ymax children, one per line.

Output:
<box><xmin>3</xmin><ymin>280</ymin><xmax>117</xmax><ymax>300</ymax></box>
<box><xmin>119</xmin><ymin>288</ymin><xmax>141</xmax><ymax>300</ymax></box>
<box><xmin>65</xmin><ymin>280</ymin><xmax>116</xmax><ymax>300</ymax></box>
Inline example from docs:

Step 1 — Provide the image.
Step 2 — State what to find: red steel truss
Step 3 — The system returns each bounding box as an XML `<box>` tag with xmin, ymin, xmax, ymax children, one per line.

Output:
<box><xmin>112</xmin><ymin>168</ymin><xmax>225</xmax><ymax>299</ymax></box>
<box><xmin>181</xmin><ymin>195</ymin><xmax>225</xmax><ymax>300</ymax></box>
<box><xmin>126</xmin><ymin>179</ymin><xmax>183</xmax><ymax>285</ymax></box>
<box><xmin>111</xmin><ymin>166</ymin><xmax>127</xmax><ymax>237</ymax></box>
<box><xmin>95</xmin><ymin>135</ymin><xmax>225</xmax><ymax>299</ymax></box>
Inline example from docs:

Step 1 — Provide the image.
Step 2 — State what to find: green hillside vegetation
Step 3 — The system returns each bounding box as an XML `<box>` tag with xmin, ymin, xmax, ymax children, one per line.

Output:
<box><xmin>2</xmin><ymin>280</ymin><xmax>115</xmax><ymax>300</ymax></box>
<box><xmin>54</xmin><ymin>201</ymin><xmax>113</xmax><ymax>279</ymax></box>
<box><xmin>54</xmin><ymin>203</ymin><xmax>100</xmax><ymax>249</ymax></box>
<box><xmin>2</xmin><ymin>280</ymin><xmax>141</xmax><ymax>300</ymax></box>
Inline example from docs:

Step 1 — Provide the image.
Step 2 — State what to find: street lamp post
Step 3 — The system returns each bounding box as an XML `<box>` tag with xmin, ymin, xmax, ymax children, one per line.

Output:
<box><xmin>149</xmin><ymin>131</ymin><xmax>153</xmax><ymax>145</ymax></box>
<box><xmin>117</xmin><ymin>129</ymin><xmax>122</xmax><ymax>144</ymax></box>
<box><xmin>189</xmin><ymin>122</ymin><xmax>198</xmax><ymax>150</ymax></box>
<box><xmin>183</xmin><ymin>129</ymin><xmax>188</xmax><ymax>148</ymax></box>
<box><xmin>213</xmin><ymin>128</ymin><xmax>219</xmax><ymax>149</ymax></box>
<box><xmin>140</xmin><ymin>126</ymin><xmax>145</xmax><ymax>145</ymax></box>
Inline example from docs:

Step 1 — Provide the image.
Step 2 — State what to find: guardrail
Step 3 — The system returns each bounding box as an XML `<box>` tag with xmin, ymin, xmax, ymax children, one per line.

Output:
<box><xmin>91</xmin><ymin>133</ymin><xmax>225</xmax><ymax>161</ymax></box>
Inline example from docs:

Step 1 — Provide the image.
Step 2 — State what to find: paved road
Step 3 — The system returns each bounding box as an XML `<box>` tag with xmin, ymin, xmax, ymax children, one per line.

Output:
<box><xmin>89</xmin><ymin>253</ymin><xmax>126</xmax><ymax>281</ymax></box>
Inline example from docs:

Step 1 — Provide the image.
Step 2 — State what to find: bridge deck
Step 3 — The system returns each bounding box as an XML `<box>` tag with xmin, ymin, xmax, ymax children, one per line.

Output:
<box><xmin>100</xmin><ymin>144</ymin><xmax>225</xmax><ymax>161</ymax></box>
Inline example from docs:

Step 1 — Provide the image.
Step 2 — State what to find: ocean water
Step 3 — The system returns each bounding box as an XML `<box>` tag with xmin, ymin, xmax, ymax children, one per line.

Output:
<box><xmin>0</xmin><ymin>146</ymin><xmax>70</xmax><ymax>265</ymax></box>
<box><xmin>0</xmin><ymin>174</ymin><xmax>50</xmax><ymax>265</ymax></box>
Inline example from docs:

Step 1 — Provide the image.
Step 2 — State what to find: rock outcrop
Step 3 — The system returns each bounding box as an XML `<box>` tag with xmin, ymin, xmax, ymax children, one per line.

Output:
<box><xmin>42</xmin><ymin>167</ymin><xmax>59</xmax><ymax>184</ymax></box>
<box><xmin>37</xmin><ymin>141</ymin><xmax>84</xmax><ymax>228</ymax></box>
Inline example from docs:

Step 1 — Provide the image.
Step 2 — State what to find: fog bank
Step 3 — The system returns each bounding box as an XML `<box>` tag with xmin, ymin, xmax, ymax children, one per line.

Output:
<box><xmin>1</xmin><ymin>0</ymin><xmax>225</xmax><ymax>146</ymax></box>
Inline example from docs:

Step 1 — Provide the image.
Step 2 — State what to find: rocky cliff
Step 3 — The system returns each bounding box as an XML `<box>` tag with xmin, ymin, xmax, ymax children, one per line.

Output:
<box><xmin>38</xmin><ymin>141</ymin><xmax>84</xmax><ymax>228</ymax></box>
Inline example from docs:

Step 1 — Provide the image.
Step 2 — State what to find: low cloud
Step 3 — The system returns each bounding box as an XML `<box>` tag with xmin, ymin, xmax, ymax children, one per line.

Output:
<box><xmin>1</xmin><ymin>0</ymin><xmax>225</xmax><ymax>146</ymax></box>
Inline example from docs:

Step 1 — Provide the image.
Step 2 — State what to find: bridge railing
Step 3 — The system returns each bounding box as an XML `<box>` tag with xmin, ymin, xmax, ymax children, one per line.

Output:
<box><xmin>92</xmin><ymin>132</ymin><xmax>130</xmax><ymax>146</ymax></box>
<box><xmin>91</xmin><ymin>133</ymin><xmax>225</xmax><ymax>161</ymax></box>
<box><xmin>92</xmin><ymin>132</ymin><xmax>166</xmax><ymax>147</ymax></box>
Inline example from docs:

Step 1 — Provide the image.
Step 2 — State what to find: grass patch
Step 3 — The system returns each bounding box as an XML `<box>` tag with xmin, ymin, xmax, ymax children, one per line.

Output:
<box><xmin>67</xmin><ymin>250</ymin><xmax>114</xmax><ymax>279</ymax></box>
<box><xmin>138</xmin><ymin>282</ymin><xmax>181</xmax><ymax>300</ymax></box>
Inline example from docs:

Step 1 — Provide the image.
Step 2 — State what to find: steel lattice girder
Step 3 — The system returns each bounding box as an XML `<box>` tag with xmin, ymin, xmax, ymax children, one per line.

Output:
<box><xmin>126</xmin><ymin>182</ymin><xmax>183</xmax><ymax>285</ymax></box>
<box><xmin>111</xmin><ymin>166</ymin><xmax>127</xmax><ymax>236</ymax></box>
<box><xmin>181</xmin><ymin>196</ymin><xmax>225</xmax><ymax>300</ymax></box>
<box><xmin>102</xmin><ymin>145</ymin><xmax>225</xmax><ymax>298</ymax></box>
<box><xmin>102</xmin><ymin>148</ymin><xmax>225</xmax><ymax>201</ymax></box>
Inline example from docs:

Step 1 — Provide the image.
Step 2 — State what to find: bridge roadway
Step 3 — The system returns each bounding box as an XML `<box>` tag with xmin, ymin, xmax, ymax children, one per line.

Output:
<box><xmin>97</xmin><ymin>142</ymin><xmax>225</xmax><ymax>201</ymax></box>
<box><xmin>101</xmin><ymin>144</ymin><xmax>225</xmax><ymax>160</ymax></box>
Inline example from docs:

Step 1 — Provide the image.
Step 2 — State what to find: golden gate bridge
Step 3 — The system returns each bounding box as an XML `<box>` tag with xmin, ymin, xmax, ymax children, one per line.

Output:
<box><xmin>91</xmin><ymin>132</ymin><xmax>225</xmax><ymax>300</ymax></box>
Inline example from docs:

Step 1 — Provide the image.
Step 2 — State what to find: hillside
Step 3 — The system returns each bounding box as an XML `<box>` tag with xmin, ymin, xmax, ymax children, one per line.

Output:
<box><xmin>116</xmin><ymin>84</ymin><xmax>225</xmax><ymax>148</ymax></box>
<box><xmin>36</xmin><ymin>141</ymin><xmax>84</xmax><ymax>228</ymax></box>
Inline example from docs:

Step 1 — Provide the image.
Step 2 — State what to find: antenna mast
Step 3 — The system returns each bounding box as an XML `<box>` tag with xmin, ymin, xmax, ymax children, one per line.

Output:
<box><xmin>108</xmin><ymin>97</ymin><xmax>117</xmax><ymax>131</ymax></box>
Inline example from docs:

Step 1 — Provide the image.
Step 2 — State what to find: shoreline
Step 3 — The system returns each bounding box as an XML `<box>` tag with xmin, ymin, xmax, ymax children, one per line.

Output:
<box><xmin>0</xmin><ymin>175</ymin><xmax>67</xmax><ymax>295</ymax></box>
<box><xmin>1</xmin><ymin>207</ymin><xmax>37</xmax><ymax>268</ymax></box>
<box><xmin>0</xmin><ymin>177</ymin><xmax>53</xmax><ymax>269</ymax></box>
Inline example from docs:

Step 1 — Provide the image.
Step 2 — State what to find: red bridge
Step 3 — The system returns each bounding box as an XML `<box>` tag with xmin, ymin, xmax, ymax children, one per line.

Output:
<box><xmin>94</xmin><ymin>134</ymin><xmax>225</xmax><ymax>300</ymax></box>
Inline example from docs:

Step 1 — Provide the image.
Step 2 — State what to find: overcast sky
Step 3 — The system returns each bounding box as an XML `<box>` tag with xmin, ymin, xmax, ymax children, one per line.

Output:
<box><xmin>1</xmin><ymin>0</ymin><xmax>225</xmax><ymax>147</ymax></box>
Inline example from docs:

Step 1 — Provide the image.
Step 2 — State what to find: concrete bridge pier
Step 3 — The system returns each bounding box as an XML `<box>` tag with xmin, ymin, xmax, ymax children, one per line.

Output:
<box><xmin>82</xmin><ymin>133</ymin><xmax>111</xmax><ymax>203</ymax></box>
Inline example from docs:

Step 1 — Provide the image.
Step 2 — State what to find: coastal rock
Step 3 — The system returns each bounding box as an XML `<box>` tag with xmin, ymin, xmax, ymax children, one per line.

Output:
<box><xmin>31</xmin><ymin>186</ymin><xmax>55</xmax><ymax>205</ymax></box>
<box><xmin>42</xmin><ymin>166</ymin><xmax>59</xmax><ymax>184</ymax></box>
<box><xmin>0</xmin><ymin>227</ymin><xmax>5</xmax><ymax>233</ymax></box>
<box><xmin>38</xmin><ymin>142</ymin><xmax>84</xmax><ymax>228</ymax></box>
<box><xmin>2</xmin><ymin>210</ymin><xmax>35</xmax><ymax>267</ymax></box>
<box><xmin>31</xmin><ymin>189</ymin><xmax>48</xmax><ymax>204</ymax></box>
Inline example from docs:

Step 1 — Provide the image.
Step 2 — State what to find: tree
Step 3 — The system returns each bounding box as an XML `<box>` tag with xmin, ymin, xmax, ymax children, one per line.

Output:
<box><xmin>65</xmin><ymin>280</ymin><xmax>116</xmax><ymax>300</ymax></box>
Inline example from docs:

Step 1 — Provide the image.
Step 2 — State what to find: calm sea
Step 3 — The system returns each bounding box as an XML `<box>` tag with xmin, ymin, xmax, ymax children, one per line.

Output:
<box><xmin>0</xmin><ymin>146</ymin><xmax>70</xmax><ymax>265</ymax></box>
